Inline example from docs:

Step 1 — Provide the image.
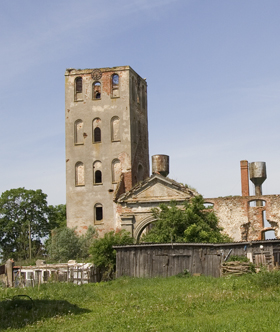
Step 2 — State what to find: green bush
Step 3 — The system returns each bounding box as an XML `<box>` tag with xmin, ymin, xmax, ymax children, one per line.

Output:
<box><xmin>89</xmin><ymin>230</ymin><xmax>133</xmax><ymax>280</ymax></box>
<box><xmin>227</xmin><ymin>255</ymin><xmax>250</xmax><ymax>262</ymax></box>
<box><xmin>47</xmin><ymin>226</ymin><xmax>97</xmax><ymax>261</ymax></box>
<box><xmin>142</xmin><ymin>195</ymin><xmax>232</xmax><ymax>243</ymax></box>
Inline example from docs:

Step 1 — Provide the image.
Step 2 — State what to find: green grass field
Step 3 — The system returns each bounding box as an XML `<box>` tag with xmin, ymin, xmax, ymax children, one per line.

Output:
<box><xmin>1</xmin><ymin>272</ymin><xmax>280</xmax><ymax>331</ymax></box>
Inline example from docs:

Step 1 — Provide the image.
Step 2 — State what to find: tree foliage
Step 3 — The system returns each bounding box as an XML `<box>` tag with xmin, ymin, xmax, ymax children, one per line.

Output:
<box><xmin>89</xmin><ymin>230</ymin><xmax>133</xmax><ymax>280</ymax></box>
<box><xmin>0</xmin><ymin>188</ymin><xmax>51</xmax><ymax>261</ymax></box>
<box><xmin>142</xmin><ymin>195</ymin><xmax>231</xmax><ymax>244</ymax></box>
<box><xmin>47</xmin><ymin>226</ymin><xmax>97</xmax><ymax>262</ymax></box>
<box><xmin>48</xmin><ymin>204</ymin><xmax>67</xmax><ymax>229</ymax></box>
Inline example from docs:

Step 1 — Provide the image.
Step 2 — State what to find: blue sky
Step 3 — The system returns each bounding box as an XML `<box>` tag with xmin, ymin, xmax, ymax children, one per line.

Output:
<box><xmin>0</xmin><ymin>0</ymin><xmax>280</xmax><ymax>205</ymax></box>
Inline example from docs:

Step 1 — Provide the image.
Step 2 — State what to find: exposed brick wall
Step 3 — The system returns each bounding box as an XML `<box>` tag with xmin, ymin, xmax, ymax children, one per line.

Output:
<box><xmin>205</xmin><ymin>195</ymin><xmax>280</xmax><ymax>241</ymax></box>
<box><xmin>240</xmin><ymin>160</ymin><xmax>250</xmax><ymax>196</ymax></box>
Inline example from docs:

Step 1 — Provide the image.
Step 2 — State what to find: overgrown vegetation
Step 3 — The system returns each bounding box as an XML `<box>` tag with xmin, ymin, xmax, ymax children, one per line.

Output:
<box><xmin>46</xmin><ymin>226</ymin><xmax>97</xmax><ymax>262</ymax></box>
<box><xmin>3</xmin><ymin>272</ymin><xmax>280</xmax><ymax>331</ymax></box>
<box><xmin>227</xmin><ymin>255</ymin><xmax>250</xmax><ymax>262</ymax></box>
<box><xmin>89</xmin><ymin>230</ymin><xmax>133</xmax><ymax>280</ymax></box>
<box><xmin>142</xmin><ymin>195</ymin><xmax>232</xmax><ymax>243</ymax></box>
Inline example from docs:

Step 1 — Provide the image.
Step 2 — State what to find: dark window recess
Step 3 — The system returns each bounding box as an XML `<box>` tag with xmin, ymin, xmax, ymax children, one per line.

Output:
<box><xmin>96</xmin><ymin>207</ymin><xmax>103</xmax><ymax>221</ymax></box>
<box><xmin>95</xmin><ymin>170</ymin><xmax>102</xmax><ymax>184</ymax></box>
<box><xmin>94</xmin><ymin>127</ymin><xmax>101</xmax><ymax>142</ymax></box>
<box><xmin>76</xmin><ymin>77</ymin><xmax>82</xmax><ymax>93</ymax></box>
<box><xmin>93</xmin><ymin>82</ymin><xmax>101</xmax><ymax>99</ymax></box>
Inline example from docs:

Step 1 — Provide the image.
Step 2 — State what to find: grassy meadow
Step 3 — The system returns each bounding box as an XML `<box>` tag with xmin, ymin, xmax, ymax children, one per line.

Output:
<box><xmin>1</xmin><ymin>272</ymin><xmax>280</xmax><ymax>331</ymax></box>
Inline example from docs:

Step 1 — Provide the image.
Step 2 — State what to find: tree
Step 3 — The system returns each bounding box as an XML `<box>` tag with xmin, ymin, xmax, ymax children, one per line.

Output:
<box><xmin>0</xmin><ymin>188</ymin><xmax>51</xmax><ymax>261</ymax></box>
<box><xmin>48</xmin><ymin>204</ymin><xmax>67</xmax><ymax>229</ymax></box>
<box><xmin>89</xmin><ymin>230</ymin><xmax>133</xmax><ymax>280</ymax></box>
<box><xmin>142</xmin><ymin>195</ymin><xmax>232</xmax><ymax>243</ymax></box>
<box><xmin>47</xmin><ymin>226</ymin><xmax>97</xmax><ymax>262</ymax></box>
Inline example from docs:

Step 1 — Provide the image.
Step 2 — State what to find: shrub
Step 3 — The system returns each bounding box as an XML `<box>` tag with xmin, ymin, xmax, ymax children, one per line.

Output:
<box><xmin>227</xmin><ymin>255</ymin><xmax>250</xmax><ymax>262</ymax></box>
<box><xmin>47</xmin><ymin>226</ymin><xmax>97</xmax><ymax>261</ymax></box>
<box><xmin>142</xmin><ymin>195</ymin><xmax>232</xmax><ymax>243</ymax></box>
<box><xmin>89</xmin><ymin>230</ymin><xmax>133</xmax><ymax>280</ymax></box>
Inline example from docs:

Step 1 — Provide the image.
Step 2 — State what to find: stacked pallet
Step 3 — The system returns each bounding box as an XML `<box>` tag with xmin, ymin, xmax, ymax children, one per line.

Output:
<box><xmin>221</xmin><ymin>261</ymin><xmax>253</xmax><ymax>276</ymax></box>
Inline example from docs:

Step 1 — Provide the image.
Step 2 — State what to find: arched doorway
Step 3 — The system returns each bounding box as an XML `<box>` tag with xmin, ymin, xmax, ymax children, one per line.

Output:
<box><xmin>134</xmin><ymin>215</ymin><xmax>157</xmax><ymax>242</ymax></box>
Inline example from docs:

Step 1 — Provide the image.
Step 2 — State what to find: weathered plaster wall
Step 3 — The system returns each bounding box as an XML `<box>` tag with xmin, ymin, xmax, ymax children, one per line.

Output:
<box><xmin>205</xmin><ymin>195</ymin><xmax>280</xmax><ymax>241</ymax></box>
<box><xmin>65</xmin><ymin>66</ymin><xmax>149</xmax><ymax>236</ymax></box>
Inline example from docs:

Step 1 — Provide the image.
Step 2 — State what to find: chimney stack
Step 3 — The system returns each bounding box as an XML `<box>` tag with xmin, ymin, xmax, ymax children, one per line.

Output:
<box><xmin>240</xmin><ymin>160</ymin><xmax>249</xmax><ymax>196</ymax></box>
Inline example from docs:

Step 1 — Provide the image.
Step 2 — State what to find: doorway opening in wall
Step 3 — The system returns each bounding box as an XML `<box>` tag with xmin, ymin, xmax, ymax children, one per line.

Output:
<box><xmin>138</xmin><ymin>222</ymin><xmax>155</xmax><ymax>242</ymax></box>
<box><xmin>263</xmin><ymin>211</ymin><xmax>276</xmax><ymax>240</ymax></box>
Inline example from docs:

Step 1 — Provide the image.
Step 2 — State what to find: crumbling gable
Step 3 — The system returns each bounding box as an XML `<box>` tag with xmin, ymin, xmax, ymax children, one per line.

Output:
<box><xmin>117</xmin><ymin>173</ymin><xmax>198</xmax><ymax>240</ymax></box>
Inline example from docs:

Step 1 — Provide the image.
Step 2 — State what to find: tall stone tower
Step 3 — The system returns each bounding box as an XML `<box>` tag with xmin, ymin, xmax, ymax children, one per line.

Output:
<box><xmin>65</xmin><ymin>66</ymin><xmax>149</xmax><ymax>235</ymax></box>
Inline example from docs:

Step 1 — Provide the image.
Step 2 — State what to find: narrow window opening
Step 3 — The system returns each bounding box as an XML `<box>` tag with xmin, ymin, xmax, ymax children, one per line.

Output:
<box><xmin>92</xmin><ymin>118</ymin><xmax>101</xmax><ymax>143</ymax></box>
<box><xmin>76</xmin><ymin>77</ymin><xmax>82</xmax><ymax>93</ymax></box>
<box><xmin>94</xmin><ymin>127</ymin><xmax>101</xmax><ymax>142</ymax></box>
<box><xmin>96</xmin><ymin>207</ymin><xmax>103</xmax><ymax>221</ymax></box>
<box><xmin>95</xmin><ymin>170</ymin><xmax>102</xmax><ymax>184</ymax></box>
<box><xmin>112</xmin><ymin>74</ymin><xmax>119</xmax><ymax>98</ymax></box>
<box><xmin>75</xmin><ymin>77</ymin><xmax>83</xmax><ymax>101</ymax></box>
<box><xmin>93</xmin><ymin>82</ymin><xmax>101</xmax><ymax>100</ymax></box>
<box><xmin>95</xmin><ymin>203</ymin><xmax>103</xmax><ymax>224</ymax></box>
<box><xmin>93</xmin><ymin>161</ymin><xmax>102</xmax><ymax>185</ymax></box>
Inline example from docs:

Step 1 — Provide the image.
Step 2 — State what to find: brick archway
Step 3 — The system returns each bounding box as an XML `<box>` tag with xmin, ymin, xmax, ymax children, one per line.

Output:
<box><xmin>134</xmin><ymin>215</ymin><xmax>157</xmax><ymax>242</ymax></box>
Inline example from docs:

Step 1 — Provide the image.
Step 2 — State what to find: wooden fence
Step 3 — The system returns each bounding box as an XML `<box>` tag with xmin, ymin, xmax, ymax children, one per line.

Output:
<box><xmin>115</xmin><ymin>240</ymin><xmax>280</xmax><ymax>278</ymax></box>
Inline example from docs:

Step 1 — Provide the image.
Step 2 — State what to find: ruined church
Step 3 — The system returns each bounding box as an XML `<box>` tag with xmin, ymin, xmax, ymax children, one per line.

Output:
<box><xmin>65</xmin><ymin>66</ymin><xmax>280</xmax><ymax>242</ymax></box>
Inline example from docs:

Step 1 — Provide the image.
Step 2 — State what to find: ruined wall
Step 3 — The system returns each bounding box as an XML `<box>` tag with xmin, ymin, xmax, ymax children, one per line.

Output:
<box><xmin>205</xmin><ymin>195</ymin><xmax>280</xmax><ymax>241</ymax></box>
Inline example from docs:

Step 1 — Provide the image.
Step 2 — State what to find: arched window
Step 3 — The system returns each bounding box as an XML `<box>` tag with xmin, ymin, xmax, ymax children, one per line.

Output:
<box><xmin>92</xmin><ymin>118</ymin><xmax>101</xmax><ymax>143</ymax></box>
<box><xmin>93</xmin><ymin>161</ymin><xmax>102</xmax><ymax>185</ymax></box>
<box><xmin>112</xmin><ymin>74</ymin><xmax>119</xmax><ymax>98</ymax></box>
<box><xmin>112</xmin><ymin>159</ymin><xmax>121</xmax><ymax>183</ymax></box>
<box><xmin>74</xmin><ymin>119</ymin><xmax>83</xmax><ymax>145</ymax></box>
<box><xmin>75</xmin><ymin>162</ymin><xmax>84</xmax><ymax>186</ymax></box>
<box><xmin>75</xmin><ymin>77</ymin><xmax>83</xmax><ymax>101</ymax></box>
<box><xmin>138</xmin><ymin>164</ymin><xmax>144</xmax><ymax>182</ymax></box>
<box><xmin>94</xmin><ymin>203</ymin><xmax>103</xmax><ymax>224</ymax></box>
<box><xmin>92</xmin><ymin>82</ymin><xmax>101</xmax><ymax>99</ymax></box>
<box><xmin>111</xmin><ymin>116</ymin><xmax>120</xmax><ymax>142</ymax></box>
